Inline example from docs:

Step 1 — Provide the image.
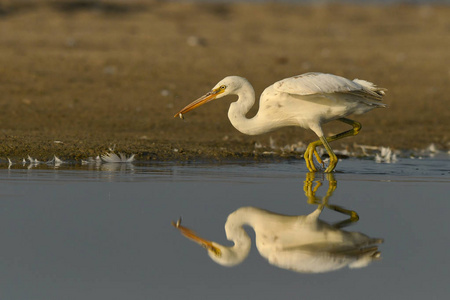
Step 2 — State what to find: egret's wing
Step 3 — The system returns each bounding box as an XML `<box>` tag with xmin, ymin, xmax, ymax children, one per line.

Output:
<box><xmin>268</xmin><ymin>243</ymin><xmax>381</xmax><ymax>273</ymax></box>
<box><xmin>274</xmin><ymin>73</ymin><xmax>386</xmax><ymax>100</ymax></box>
<box><xmin>282</xmin><ymin>242</ymin><xmax>381</xmax><ymax>257</ymax></box>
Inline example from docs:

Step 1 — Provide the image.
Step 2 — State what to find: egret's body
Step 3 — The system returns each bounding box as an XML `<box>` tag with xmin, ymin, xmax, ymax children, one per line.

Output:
<box><xmin>173</xmin><ymin>206</ymin><xmax>383</xmax><ymax>273</ymax></box>
<box><xmin>175</xmin><ymin>73</ymin><xmax>386</xmax><ymax>172</ymax></box>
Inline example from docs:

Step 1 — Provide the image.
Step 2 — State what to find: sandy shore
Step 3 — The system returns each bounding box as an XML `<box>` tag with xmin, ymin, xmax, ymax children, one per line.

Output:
<box><xmin>0</xmin><ymin>1</ymin><xmax>449</xmax><ymax>161</ymax></box>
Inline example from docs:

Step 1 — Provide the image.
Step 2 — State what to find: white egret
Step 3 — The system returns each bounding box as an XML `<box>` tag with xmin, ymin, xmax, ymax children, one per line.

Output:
<box><xmin>174</xmin><ymin>73</ymin><xmax>386</xmax><ymax>172</ymax></box>
<box><xmin>172</xmin><ymin>206</ymin><xmax>383</xmax><ymax>273</ymax></box>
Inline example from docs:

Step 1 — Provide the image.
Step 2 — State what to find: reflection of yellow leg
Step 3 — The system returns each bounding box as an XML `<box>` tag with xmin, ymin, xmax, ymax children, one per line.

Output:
<box><xmin>303</xmin><ymin>172</ymin><xmax>322</xmax><ymax>204</ymax></box>
<box><xmin>327</xmin><ymin>204</ymin><xmax>360</xmax><ymax>228</ymax></box>
<box><xmin>304</xmin><ymin>172</ymin><xmax>333</xmax><ymax>205</ymax></box>
<box><xmin>303</xmin><ymin>172</ymin><xmax>359</xmax><ymax>228</ymax></box>
<box><xmin>323</xmin><ymin>173</ymin><xmax>337</xmax><ymax>201</ymax></box>
<box><xmin>305</xmin><ymin>173</ymin><xmax>336</xmax><ymax>204</ymax></box>
<box><xmin>304</xmin><ymin>118</ymin><xmax>362</xmax><ymax>173</ymax></box>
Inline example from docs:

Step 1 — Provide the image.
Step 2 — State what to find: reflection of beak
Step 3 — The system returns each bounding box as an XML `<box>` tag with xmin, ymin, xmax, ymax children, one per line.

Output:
<box><xmin>174</xmin><ymin>88</ymin><xmax>222</xmax><ymax>119</ymax></box>
<box><xmin>172</xmin><ymin>218</ymin><xmax>221</xmax><ymax>257</ymax></box>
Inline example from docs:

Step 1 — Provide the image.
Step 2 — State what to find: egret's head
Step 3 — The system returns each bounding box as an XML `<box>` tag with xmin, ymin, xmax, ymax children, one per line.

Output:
<box><xmin>206</xmin><ymin>242</ymin><xmax>249</xmax><ymax>267</ymax></box>
<box><xmin>173</xmin><ymin>76</ymin><xmax>248</xmax><ymax>118</ymax></box>
<box><xmin>172</xmin><ymin>219</ymin><xmax>249</xmax><ymax>267</ymax></box>
<box><xmin>172</xmin><ymin>219</ymin><xmax>222</xmax><ymax>256</ymax></box>
<box><xmin>212</xmin><ymin>76</ymin><xmax>247</xmax><ymax>96</ymax></box>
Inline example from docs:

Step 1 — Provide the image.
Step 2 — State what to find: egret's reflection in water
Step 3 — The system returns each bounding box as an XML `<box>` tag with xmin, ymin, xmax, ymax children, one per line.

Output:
<box><xmin>173</xmin><ymin>172</ymin><xmax>383</xmax><ymax>273</ymax></box>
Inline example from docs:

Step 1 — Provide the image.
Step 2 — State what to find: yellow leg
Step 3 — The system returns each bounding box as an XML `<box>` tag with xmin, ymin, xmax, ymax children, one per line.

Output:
<box><xmin>314</xmin><ymin>150</ymin><xmax>324</xmax><ymax>167</ymax></box>
<box><xmin>304</xmin><ymin>118</ymin><xmax>362</xmax><ymax>173</ymax></box>
<box><xmin>304</xmin><ymin>144</ymin><xmax>318</xmax><ymax>172</ymax></box>
<box><xmin>326</xmin><ymin>118</ymin><xmax>362</xmax><ymax>143</ymax></box>
<box><xmin>320</xmin><ymin>136</ymin><xmax>338</xmax><ymax>173</ymax></box>
<box><xmin>304</xmin><ymin>139</ymin><xmax>326</xmax><ymax>172</ymax></box>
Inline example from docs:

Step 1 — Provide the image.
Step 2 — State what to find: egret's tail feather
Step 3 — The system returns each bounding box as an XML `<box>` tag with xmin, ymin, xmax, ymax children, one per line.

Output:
<box><xmin>353</xmin><ymin>79</ymin><xmax>387</xmax><ymax>97</ymax></box>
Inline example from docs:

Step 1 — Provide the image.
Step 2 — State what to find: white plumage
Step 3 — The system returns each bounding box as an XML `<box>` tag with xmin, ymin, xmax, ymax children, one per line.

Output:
<box><xmin>274</xmin><ymin>73</ymin><xmax>385</xmax><ymax>98</ymax></box>
<box><xmin>175</xmin><ymin>72</ymin><xmax>386</xmax><ymax>172</ymax></box>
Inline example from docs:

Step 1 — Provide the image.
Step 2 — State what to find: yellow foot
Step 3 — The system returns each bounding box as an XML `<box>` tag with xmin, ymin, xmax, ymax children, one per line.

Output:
<box><xmin>324</xmin><ymin>157</ymin><xmax>337</xmax><ymax>173</ymax></box>
<box><xmin>304</xmin><ymin>146</ymin><xmax>318</xmax><ymax>172</ymax></box>
<box><xmin>313</xmin><ymin>149</ymin><xmax>325</xmax><ymax>168</ymax></box>
<box><xmin>304</xmin><ymin>145</ymin><xmax>328</xmax><ymax>172</ymax></box>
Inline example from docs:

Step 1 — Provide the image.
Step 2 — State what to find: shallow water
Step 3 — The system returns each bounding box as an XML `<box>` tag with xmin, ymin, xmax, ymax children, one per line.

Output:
<box><xmin>0</xmin><ymin>156</ymin><xmax>449</xmax><ymax>300</ymax></box>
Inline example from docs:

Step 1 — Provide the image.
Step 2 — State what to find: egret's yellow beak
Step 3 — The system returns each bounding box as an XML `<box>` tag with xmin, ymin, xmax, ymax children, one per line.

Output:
<box><xmin>172</xmin><ymin>219</ymin><xmax>221</xmax><ymax>257</ymax></box>
<box><xmin>174</xmin><ymin>87</ymin><xmax>224</xmax><ymax>119</ymax></box>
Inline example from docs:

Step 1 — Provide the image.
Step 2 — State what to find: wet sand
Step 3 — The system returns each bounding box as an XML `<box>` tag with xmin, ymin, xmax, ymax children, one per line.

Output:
<box><xmin>0</xmin><ymin>1</ymin><xmax>449</xmax><ymax>161</ymax></box>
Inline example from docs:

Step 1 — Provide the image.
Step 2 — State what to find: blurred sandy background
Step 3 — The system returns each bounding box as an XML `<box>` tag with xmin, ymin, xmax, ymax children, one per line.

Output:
<box><xmin>0</xmin><ymin>0</ymin><xmax>449</xmax><ymax>161</ymax></box>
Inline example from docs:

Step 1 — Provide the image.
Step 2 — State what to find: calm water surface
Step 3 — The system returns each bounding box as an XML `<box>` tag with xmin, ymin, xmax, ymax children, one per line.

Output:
<box><xmin>0</xmin><ymin>156</ymin><xmax>449</xmax><ymax>300</ymax></box>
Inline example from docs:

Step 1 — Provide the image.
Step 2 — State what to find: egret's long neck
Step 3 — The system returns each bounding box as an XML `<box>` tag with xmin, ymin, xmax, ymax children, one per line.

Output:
<box><xmin>209</xmin><ymin>208</ymin><xmax>252</xmax><ymax>266</ymax></box>
<box><xmin>227</xmin><ymin>82</ymin><xmax>272</xmax><ymax>135</ymax></box>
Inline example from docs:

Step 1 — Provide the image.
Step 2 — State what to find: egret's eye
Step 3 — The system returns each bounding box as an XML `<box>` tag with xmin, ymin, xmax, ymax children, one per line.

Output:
<box><xmin>220</xmin><ymin>85</ymin><xmax>226</xmax><ymax>90</ymax></box>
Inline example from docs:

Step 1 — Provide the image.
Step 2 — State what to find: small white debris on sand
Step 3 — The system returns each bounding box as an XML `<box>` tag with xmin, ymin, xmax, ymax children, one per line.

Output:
<box><xmin>101</xmin><ymin>152</ymin><xmax>135</xmax><ymax>163</ymax></box>
<box><xmin>53</xmin><ymin>156</ymin><xmax>64</xmax><ymax>164</ymax></box>
<box><xmin>27</xmin><ymin>155</ymin><xmax>39</xmax><ymax>164</ymax></box>
<box><xmin>186</xmin><ymin>36</ymin><xmax>206</xmax><ymax>47</ymax></box>
<box><xmin>254</xmin><ymin>142</ymin><xmax>263</xmax><ymax>149</ymax></box>
<box><xmin>375</xmin><ymin>147</ymin><xmax>398</xmax><ymax>163</ymax></box>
